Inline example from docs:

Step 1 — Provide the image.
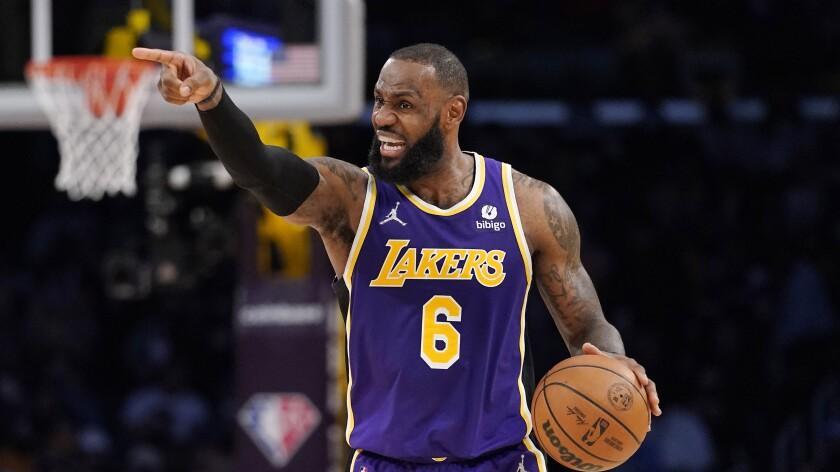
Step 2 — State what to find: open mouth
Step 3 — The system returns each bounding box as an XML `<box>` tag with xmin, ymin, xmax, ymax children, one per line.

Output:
<box><xmin>377</xmin><ymin>133</ymin><xmax>407</xmax><ymax>158</ymax></box>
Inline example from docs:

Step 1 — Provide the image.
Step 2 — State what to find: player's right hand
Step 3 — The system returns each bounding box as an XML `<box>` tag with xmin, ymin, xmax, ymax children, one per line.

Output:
<box><xmin>131</xmin><ymin>48</ymin><xmax>219</xmax><ymax>106</ymax></box>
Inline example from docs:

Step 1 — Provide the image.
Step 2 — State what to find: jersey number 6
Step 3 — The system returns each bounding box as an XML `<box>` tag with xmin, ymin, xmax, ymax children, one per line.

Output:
<box><xmin>421</xmin><ymin>295</ymin><xmax>462</xmax><ymax>369</ymax></box>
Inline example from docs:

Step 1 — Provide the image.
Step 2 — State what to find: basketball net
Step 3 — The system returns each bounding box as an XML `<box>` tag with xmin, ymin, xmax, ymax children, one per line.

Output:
<box><xmin>26</xmin><ymin>57</ymin><xmax>158</xmax><ymax>200</ymax></box>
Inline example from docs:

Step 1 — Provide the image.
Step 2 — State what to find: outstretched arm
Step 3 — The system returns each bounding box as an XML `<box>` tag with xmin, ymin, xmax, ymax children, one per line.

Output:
<box><xmin>131</xmin><ymin>48</ymin><xmax>366</xmax><ymax>232</ymax></box>
<box><xmin>513</xmin><ymin>170</ymin><xmax>661</xmax><ymax>417</ymax></box>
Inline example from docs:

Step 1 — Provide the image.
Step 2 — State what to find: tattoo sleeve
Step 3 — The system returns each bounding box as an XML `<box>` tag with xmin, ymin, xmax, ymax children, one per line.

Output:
<box><xmin>532</xmin><ymin>180</ymin><xmax>624</xmax><ymax>355</ymax></box>
<box><xmin>284</xmin><ymin>157</ymin><xmax>367</xmax><ymax>248</ymax></box>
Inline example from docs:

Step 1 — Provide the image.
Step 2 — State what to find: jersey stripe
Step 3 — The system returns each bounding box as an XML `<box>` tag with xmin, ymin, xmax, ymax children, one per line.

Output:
<box><xmin>395</xmin><ymin>153</ymin><xmax>486</xmax><ymax>216</ymax></box>
<box><xmin>349</xmin><ymin>449</ymin><xmax>362</xmax><ymax>471</ymax></box>
<box><xmin>343</xmin><ymin>169</ymin><xmax>377</xmax><ymax>287</ymax></box>
<box><xmin>344</xmin><ymin>170</ymin><xmax>377</xmax><ymax>444</ymax></box>
<box><xmin>502</xmin><ymin>163</ymin><xmax>535</xmax><ymax>438</ymax></box>
<box><xmin>523</xmin><ymin>437</ymin><xmax>548</xmax><ymax>472</ymax></box>
<box><xmin>502</xmin><ymin>164</ymin><xmax>532</xmax><ymax>283</ymax></box>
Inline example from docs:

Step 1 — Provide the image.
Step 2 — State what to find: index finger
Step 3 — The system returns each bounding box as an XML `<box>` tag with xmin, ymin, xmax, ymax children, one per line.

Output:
<box><xmin>131</xmin><ymin>48</ymin><xmax>185</xmax><ymax>67</ymax></box>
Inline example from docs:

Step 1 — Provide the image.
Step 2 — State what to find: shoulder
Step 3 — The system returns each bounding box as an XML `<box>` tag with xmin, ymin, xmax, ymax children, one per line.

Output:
<box><xmin>284</xmin><ymin>156</ymin><xmax>370</xmax><ymax>236</ymax></box>
<box><xmin>509</xmin><ymin>167</ymin><xmax>548</xmax><ymax>194</ymax></box>
<box><xmin>310</xmin><ymin>157</ymin><xmax>368</xmax><ymax>186</ymax></box>
<box><xmin>308</xmin><ymin>157</ymin><xmax>369</xmax><ymax>201</ymax></box>
<box><xmin>509</xmin><ymin>167</ymin><xmax>578</xmax><ymax>255</ymax></box>
<box><xmin>509</xmin><ymin>167</ymin><xmax>570</xmax><ymax>221</ymax></box>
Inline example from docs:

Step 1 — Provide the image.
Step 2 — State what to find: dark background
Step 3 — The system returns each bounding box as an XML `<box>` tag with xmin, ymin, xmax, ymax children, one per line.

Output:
<box><xmin>0</xmin><ymin>0</ymin><xmax>839</xmax><ymax>471</ymax></box>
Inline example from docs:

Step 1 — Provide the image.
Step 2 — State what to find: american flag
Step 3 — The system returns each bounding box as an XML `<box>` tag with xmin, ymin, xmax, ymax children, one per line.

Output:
<box><xmin>272</xmin><ymin>44</ymin><xmax>320</xmax><ymax>83</ymax></box>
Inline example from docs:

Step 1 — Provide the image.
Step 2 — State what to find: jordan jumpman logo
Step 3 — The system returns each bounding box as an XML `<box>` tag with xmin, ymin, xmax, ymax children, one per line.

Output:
<box><xmin>516</xmin><ymin>454</ymin><xmax>528</xmax><ymax>472</ymax></box>
<box><xmin>379</xmin><ymin>201</ymin><xmax>407</xmax><ymax>226</ymax></box>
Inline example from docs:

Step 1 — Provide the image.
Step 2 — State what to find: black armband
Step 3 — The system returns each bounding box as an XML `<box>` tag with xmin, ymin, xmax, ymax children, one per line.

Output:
<box><xmin>197</xmin><ymin>76</ymin><xmax>223</xmax><ymax>106</ymax></box>
<box><xmin>198</xmin><ymin>88</ymin><xmax>319</xmax><ymax>215</ymax></box>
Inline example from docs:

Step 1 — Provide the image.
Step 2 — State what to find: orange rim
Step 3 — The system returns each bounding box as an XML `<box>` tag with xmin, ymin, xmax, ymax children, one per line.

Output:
<box><xmin>26</xmin><ymin>56</ymin><xmax>157</xmax><ymax>117</ymax></box>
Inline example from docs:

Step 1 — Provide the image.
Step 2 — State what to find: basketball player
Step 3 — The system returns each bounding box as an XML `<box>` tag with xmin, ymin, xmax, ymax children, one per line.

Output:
<box><xmin>133</xmin><ymin>43</ymin><xmax>661</xmax><ymax>471</ymax></box>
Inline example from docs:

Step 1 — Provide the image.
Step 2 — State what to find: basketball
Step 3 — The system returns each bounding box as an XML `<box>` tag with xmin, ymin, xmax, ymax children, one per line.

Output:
<box><xmin>531</xmin><ymin>355</ymin><xmax>649</xmax><ymax>471</ymax></box>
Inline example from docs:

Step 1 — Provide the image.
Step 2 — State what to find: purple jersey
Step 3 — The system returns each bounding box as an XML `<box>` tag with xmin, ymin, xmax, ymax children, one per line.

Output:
<box><xmin>342</xmin><ymin>153</ymin><xmax>544</xmax><ymax>466</ymax></box>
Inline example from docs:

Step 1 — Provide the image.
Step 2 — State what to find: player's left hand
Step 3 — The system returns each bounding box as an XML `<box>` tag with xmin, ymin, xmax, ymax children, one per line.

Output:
<box><xmin>582</xmin><ymin>342</ymin><xmax>661</xmax><ymax>422</ymax></box>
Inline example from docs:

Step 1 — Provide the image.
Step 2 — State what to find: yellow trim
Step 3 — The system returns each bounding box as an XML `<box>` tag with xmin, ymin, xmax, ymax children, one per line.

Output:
<box><xmin>349</xmin><ymin>449</ymin><xmax>361</xmax><ymax>471</ymax></box>
<box><xmin>502</xmin><ymin>163</ymin><xmax>536</xmax><ymax>440</ymax></box>
<box><xmin>523</xmin><ymin>437</ymin><xmax>548</xmax><ymax>472</ymax></box>
<box><xmin>396</xmin><ymin>153</ymin><xmax>485</xmax><ymax>216</ymax></box>
<box><xmin>343</xmin><ymin>169</ymin><xmax>377</xmax><ymax>288</ymax></box>
<box><xmin>502</xmin><ymin>164</ymin><xmax>532</xmax><ymax>284</ymax></box>
<box><xmin>515</xmin><ymin>283</ymin><xmax>534</xmax><ymax>435</ymax></box>
<box><xmin>432</xmin><ymin>457</ymin><xmax>447</xmax><ymax>462</ymax></box>
<box><xmin>343</xmin><ymin>170</ymin><xmax>377</xmax><ymax>444</ymax></box>
<box><xmin>344</xmin><ymin>310</ymin><xmax>356</xmax><ymax>444</ymax></box>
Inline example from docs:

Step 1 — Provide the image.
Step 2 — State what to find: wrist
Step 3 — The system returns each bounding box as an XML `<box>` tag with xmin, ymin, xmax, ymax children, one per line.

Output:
<box><xmin>196</xmin><ymin>76</ymin><xmax>223</xmax><ymax>111</ymax></box>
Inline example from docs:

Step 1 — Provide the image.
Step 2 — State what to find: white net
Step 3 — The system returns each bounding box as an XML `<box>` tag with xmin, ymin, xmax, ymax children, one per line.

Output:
<box><xmin>27</xmin><ymin>58</ymin><xmax>158</xmax><ymax>200</ymax></box>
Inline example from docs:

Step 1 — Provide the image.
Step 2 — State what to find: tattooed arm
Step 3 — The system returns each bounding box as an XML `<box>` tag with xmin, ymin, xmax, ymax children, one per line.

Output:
<box><xmin>513</xmin><ymin>169</ymin><xmax>661</xmax><ymax>417</ymax></box>
<box><xmin>512</xmin><ymin>170</ymin><xmax>620</xmax><ymax>354</ymax></box>
<box><xmin>283</xmin><ymin>157</ymin><xmax>369</xmax><ymax>274</ymax></box>
<box><xmin>284</xmin><ymin>157</ymin><xmax>367</xmax><ymax>231</ymax></box>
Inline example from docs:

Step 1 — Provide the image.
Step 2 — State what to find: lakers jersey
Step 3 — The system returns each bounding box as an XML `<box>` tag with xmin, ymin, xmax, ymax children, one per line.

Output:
<box><xmin>342</xmin><ymin>153</ymin><xmax>541</xmax><ymax>463</ymax></box>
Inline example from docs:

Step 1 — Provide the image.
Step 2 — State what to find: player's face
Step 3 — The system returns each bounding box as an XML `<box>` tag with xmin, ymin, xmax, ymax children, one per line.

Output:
<box><xmin>368</xmin><ymin>59</ymin><xmax>448</xmax><ymax>184</ymax></box>
<box><xmin>368</xmin><ymin>114</ymin><xmax>444</xmax><ymax>184</ymax></box>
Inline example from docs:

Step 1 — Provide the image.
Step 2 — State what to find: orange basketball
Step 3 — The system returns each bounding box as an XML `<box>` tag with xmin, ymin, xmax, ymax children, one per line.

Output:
<box><xmin>531</xmin><ymin>355</ymin><xmax>649</xmax><ymax>471</ymax></box>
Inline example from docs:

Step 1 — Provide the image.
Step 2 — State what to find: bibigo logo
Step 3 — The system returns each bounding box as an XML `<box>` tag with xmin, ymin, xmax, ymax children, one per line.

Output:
<box><xmin>476</xmin><ymin>204</ymin><xmax>506</xmax><ymax>231</ymax></box>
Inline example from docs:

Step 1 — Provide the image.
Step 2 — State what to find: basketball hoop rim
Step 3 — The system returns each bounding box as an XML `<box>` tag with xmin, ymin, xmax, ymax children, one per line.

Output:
<box><xmin>24</xmin><ymin>56</ymin><xmax>160</xmax><ymax>200</ymax></box>
<box><xmin>25</xmin><ymin>55</ymin><xmax>157</xmax><ymax>78</ymax></box>
<box><xmin>25</xmin><ymin>55</ymin><xmax>159</xmax><ymax>120</ymax></box>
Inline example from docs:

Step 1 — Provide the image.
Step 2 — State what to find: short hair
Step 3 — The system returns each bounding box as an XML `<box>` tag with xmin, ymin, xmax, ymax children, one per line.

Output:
<box><xmin>389</xmin><ymin>43</ymin><xmax>469</xmax><ymax>101</ymax></box>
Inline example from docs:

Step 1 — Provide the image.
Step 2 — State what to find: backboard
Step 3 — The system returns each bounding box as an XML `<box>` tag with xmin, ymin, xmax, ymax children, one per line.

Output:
<box><xmin>0</xmin><ymin>0</ymin><xmax>365</xmax><ymax>129</ymax></box>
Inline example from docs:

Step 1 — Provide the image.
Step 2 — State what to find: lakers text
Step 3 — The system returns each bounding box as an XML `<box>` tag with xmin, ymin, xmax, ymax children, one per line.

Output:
<box><xmin>370</xmin><ymin>239</ymin><xmax>507</xmax><ymax>288</ymax></box>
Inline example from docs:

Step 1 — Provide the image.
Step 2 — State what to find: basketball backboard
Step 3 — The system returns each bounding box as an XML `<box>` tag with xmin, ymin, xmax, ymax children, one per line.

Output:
<box><xmin>0</xmin><ymin>0</ymin><xmax>364</xmax><ymax>129</ymax></box>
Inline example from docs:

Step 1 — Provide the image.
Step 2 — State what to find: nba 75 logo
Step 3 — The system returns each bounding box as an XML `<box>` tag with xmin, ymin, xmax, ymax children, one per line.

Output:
<box><xmin>238</xmin><ymin>393</ymin><xmax>321</xmax><ymax>467</ymax></box>
<box><xmin>475</xmin><ymin>204</ymin><xmax>507</xmax><ymax>231</ymax></box>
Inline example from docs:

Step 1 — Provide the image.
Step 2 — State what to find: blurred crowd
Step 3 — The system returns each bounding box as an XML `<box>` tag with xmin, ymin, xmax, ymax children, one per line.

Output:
<box><xmin>1</xmin><ymin>117</ymin><xmax>837</xmax><ymax>471</ymax></box>
<box><xmin>0</xmin><ymin>131</ymin><xmax>239</xmax><ymax>472</ymax></box>
<box><xmin>0</xmin><ymin>0</ymin><xmax>838</xmax><ymax>471</ymax></box>
<box><xmin>366</xmin><ymin>0</ymin><xmax>840</xmax><ymax>100</ymax></box>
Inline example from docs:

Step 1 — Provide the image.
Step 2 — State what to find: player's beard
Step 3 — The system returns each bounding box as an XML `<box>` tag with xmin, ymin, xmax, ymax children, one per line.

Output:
<box><xmin>368</xmin><ymin>118</ymin><xmax>445</xmax><ymax>185</ymax></box>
